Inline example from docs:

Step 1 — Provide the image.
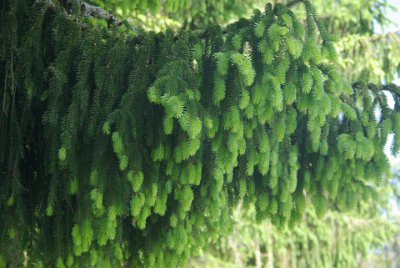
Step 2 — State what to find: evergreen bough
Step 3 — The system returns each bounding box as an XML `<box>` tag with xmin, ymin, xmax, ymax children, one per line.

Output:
<box><xmin>1</xmin><ymin>0</ymin><xmax>400</xmax><ymax>266</ymax></box>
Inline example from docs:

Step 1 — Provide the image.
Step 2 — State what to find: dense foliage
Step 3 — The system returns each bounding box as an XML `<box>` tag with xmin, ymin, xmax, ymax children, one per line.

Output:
<box><xmin>1</xmin><ymin>0</ymin><xmax>400</xmax><ymax>267</ymax></box>
<box><xmin>189</xmin><ymin>1</ymin><xmax>400</xmax><ymax>267</ymax></box>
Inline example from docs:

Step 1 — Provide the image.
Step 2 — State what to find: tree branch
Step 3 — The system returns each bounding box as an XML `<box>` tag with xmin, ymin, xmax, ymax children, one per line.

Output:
<box><xmin>287</xmin><ymin>0</ymin><xmax>302</xmax><ymax>8</ymax></box>
<box><xmin>67</xmin><ymin>0</ymin><xmax>122</xmax><ymax>25</ymax></box>
<box><xmin>369</xmin><ymin>28</ymin><xmax>400</xmax><ymax>41</ymax></box>
<box><xmin>39</xmin><ymin>0</ymin><xmax>123</xmax><ymax>26</ymax></box>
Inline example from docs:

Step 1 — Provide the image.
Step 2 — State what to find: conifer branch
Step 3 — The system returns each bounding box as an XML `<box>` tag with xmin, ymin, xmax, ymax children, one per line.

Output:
<box><xmin>368</xmin><ymin>28</ymin><xmax>400</xmax><ymax>41</ymax></box>
<box><xmin>39</xmin><ymin>0</ymin><xmax>123</xmax><ymax>26</ymax></box>
<box><xmin>2</xmin><ymin>0</ymin><xmax>400</xmax><ymax>265</ymax></box>
<box><xmin>287</xmin><ymin>0</ymin><xmax>303</xmax><ymax>8</ymax></box>
<box><xmin>62</xmin><ymin>0</ymin><xmax>122</xmax><ymax>25</ymax></box>
<box><xmin>353</xmin><ymin>82</ymin><xmax>400</xmax><ymax>96</ymax></box>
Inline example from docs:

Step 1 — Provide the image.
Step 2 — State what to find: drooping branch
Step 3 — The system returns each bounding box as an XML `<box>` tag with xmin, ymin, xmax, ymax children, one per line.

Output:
<box><xmin>1</xmin><ymin>0</ymin><xmax>400</xmax><ymax>266</ymax></box>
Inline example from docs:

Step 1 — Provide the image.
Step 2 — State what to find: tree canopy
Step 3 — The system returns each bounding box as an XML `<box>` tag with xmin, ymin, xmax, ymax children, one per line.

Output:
<box><xmin>1</xmin><ymin>0</ymin><xmax>400</xmax><ymax>267</ymax></box>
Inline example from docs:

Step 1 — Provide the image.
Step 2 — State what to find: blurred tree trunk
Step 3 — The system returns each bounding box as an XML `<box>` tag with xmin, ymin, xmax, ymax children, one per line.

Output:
<box><xmin>255</xmin><ymin>242</ymin><xmax>262</xmax><ymax>268</ymax></box>
<box><xmin>266</xmin><ymin>231</ymin><xmax>273</xmax><ymax>268</ymax></box>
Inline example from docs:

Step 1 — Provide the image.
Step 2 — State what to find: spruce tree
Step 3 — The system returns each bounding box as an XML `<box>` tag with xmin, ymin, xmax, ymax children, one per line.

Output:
<box><xmin>0</xmin><ymin>0</ymin><xmax>399</xmax><ymax>266</ymax></box>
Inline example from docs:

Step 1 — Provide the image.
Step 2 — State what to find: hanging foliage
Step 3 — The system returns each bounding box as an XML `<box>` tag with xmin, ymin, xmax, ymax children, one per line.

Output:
<box><xmin>1</xmin><ymin>0</ymin><xmax>400</xmax><ymax>266</ymax></box>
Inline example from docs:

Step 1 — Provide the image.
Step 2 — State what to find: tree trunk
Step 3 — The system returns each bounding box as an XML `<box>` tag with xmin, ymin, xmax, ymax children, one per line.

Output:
<box><xmin>266</xmin><ymin>231</ymin><xmax>274</xmax><ymax>268</ymax></box>
<box><xmin>255</xmin><ymin>242</ymin><xmax>262</xmax><ymax>268</ymax></box>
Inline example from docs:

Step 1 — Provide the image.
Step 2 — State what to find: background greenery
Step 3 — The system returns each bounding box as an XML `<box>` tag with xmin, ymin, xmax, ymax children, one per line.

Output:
<box><xmin>188</xmin><ymin>173</ymin><xmax>400</xmax><ymax>267</ymax></box>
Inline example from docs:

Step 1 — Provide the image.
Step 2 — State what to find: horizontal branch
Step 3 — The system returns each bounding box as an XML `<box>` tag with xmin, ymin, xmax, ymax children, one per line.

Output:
<box><xmin>39</xmin><ymin>0</ymin><xmax>123</xmax><ymax>26</ymax></box>
<box><xmin>369</xmin><ymin>28</ymin><xmax>400</xmax><ymax>41</ymax></box>
<box><xmin>67</xmin><ymin>0</ymin><xmax>122</xmax><ymax>25</ymax></box>
<box><xmin>287</xmin><ymin>0</ymin><xmax>304</xmax><ymax>8</ymax></box>
<box><xmin>352</xmin><ymin>82</ymin><xmax>400</xmax><ymax>96</ymax></box>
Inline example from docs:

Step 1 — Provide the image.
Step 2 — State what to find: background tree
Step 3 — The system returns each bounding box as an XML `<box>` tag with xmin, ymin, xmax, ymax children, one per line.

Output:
<box><xmin>188</xmin><ymin>173</ymin><xmax>400</xmax><ymax>268</ymax></box>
